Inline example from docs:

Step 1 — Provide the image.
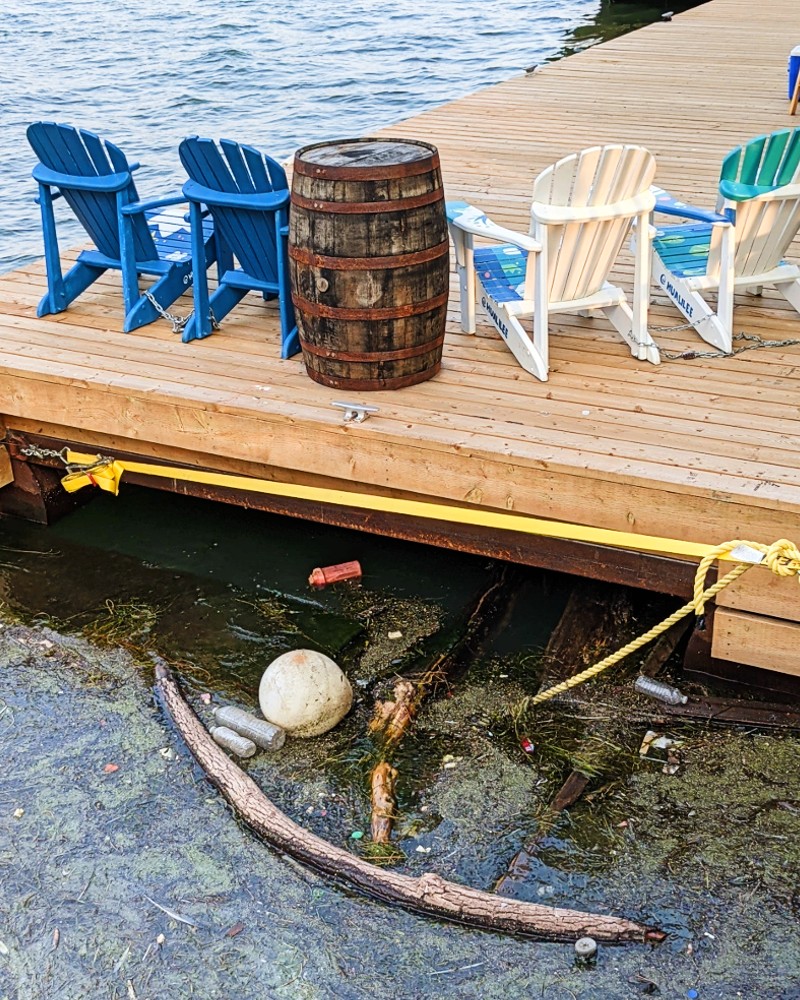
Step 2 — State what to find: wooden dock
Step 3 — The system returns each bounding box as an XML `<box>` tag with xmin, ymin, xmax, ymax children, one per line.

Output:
<box><xmin>2</xmin><ymin>0</ymin><xmax>800</xmax><ymax>684</ymax></box>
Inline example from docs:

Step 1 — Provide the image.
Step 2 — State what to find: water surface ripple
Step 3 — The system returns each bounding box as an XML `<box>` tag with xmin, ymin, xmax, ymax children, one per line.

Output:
<box><xmin>1</xmin><ymin>0</ymin><xmax>598</xmax><ymax>270</ymax></box>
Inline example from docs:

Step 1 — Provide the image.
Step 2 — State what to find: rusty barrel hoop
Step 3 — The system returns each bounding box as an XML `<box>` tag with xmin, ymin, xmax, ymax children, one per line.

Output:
<box><xmin>289</xmin><ymin>138</ymin><xmax>449</xmax><ymax>391</ymax></box>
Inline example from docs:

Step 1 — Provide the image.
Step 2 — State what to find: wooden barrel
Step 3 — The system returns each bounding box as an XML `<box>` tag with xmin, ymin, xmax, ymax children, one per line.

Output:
<box><xmin>289</xmin><ymin>138</ymin><xmax>449</xmax><ymax>390</ymax></box>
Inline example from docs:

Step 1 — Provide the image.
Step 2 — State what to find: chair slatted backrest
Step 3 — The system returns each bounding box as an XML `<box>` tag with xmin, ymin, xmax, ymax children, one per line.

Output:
<box><xmin>26</xmin><ymin>122</ymin><xmax>156</xmax><ymax>262</ymax></box>
<box><xmin>531</xmin><ymin>145</ymin><xmax>656</xmax><ymax>304</ymax></box>
<box><xmin>178</xmin><ymin>137</ymin><xmax>288</xmax><ymax>285</ymax></box>
<box><xmin>716</xmin><ymin>129</ymin><xmax>800</xmax><ymax>278</ymax></box>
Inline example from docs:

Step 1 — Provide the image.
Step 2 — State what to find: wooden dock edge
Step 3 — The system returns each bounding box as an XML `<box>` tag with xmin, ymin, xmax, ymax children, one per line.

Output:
<box><xmin>713</xmin><ymin>607</ymin><xmax>800</xmax><ymax>678</ymax></box>
<box><xmin>3</xmin><ymin>429</ymin><xmax>800</xmax><ymax>693</ymax></box>
<box><xmin>1</xmin><ymin>424</ymin><xmax>699</xmax><ymax>597</ymax></box>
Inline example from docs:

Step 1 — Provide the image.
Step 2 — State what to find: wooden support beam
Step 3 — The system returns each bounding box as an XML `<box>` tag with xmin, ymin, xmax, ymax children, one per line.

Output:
<box><xmin>712</xmin><ymin>607</ymin><xmax>800</xmax><ymax>678</ymax></box>
<box><xmin>0</xmin><ymin>448</ymin><xmax>92</xmax><ymax>524</ymax></box>
<box><xmin>715</xmin><ymin>567</ymin><xmax>800</xmax><ymax>622</ymax></box>
<box><xmin>4</xmin><ymin>428</ymin><xmax>700</xmax><ymax>597</ymax></box>
<box><xmin>0</xmin><ymin>444</ymin><xmax>11</xmax><ymax>490</ymax></box>
<box><xmin>683</xmin><ymin>609</ymin><xmax>800</xmax><ymax>697</ymax></box>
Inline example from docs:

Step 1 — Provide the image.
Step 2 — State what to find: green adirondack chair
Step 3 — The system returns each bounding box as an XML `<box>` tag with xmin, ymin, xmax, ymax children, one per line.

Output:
<box><xmin>27</xmin><ymin>122</ymin><xmax>216</xmax><ymax>333</ymax></box>
<box><xmin>651</xmin><ymin>128</ymin><xmax>800</xmax><ymax>352</ymax></box>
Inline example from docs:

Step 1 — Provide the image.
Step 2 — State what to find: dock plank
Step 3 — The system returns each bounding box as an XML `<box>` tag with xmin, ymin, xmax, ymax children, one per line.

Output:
<box><xmin>2</xmin><ymin>0</ymin><xmax>800</xmax><ymax>630</ymax></box>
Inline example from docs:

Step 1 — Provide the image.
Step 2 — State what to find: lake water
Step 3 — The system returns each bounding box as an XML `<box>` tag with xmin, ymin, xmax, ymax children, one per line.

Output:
<box><xmin>0</xmin><ymin>0</ymin><xmax>690</xmax><ymax>272</ymax></box>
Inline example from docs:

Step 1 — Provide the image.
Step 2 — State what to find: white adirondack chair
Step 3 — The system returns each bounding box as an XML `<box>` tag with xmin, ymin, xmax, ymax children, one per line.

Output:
<box><xmin>651</xmin><ymin>128</ymin><xmax>800</xmax><ymax>353</ymax></box>
<box><xmin>446</xmin><ymin>145</ymin><xmax>659</xmax><ymax>381</ymax></box>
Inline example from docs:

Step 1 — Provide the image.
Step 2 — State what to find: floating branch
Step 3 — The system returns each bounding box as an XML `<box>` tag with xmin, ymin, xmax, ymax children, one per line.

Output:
<box><xmin>153</xmin><ymin>656</ymin><xmax>663</xmax><ymax>943</ymax></box>
<box><xmin>370</xmin><ymin>761</ymin><xmax>398</xmax><ymax>844</ymax></box>
<box><xmin>367</xmin><ymin>567</ymin><xmax>515</xmax><ymax>843</ymax></box>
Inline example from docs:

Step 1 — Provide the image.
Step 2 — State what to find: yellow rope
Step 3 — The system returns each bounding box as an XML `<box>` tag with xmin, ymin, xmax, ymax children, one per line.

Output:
<box><xmin>526</xmin><ymin>538</ymin><xmax>800</xmax><ymax>708</ymax></box>
<box><xmin>55</xmin><ymin>451</ymin><xmax>800</xmax><ymax>706</ymax></box>
<box><xmin>58</xmin><ymin>451</ymin><xmax>771</xmax><ymax>564</ymax></box>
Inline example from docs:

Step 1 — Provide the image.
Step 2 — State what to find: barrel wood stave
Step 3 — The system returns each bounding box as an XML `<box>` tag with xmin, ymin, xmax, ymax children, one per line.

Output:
<box><xmin>289</xmin><ymin>138</ymin><xmax>449</xmax><ymax>391</ymax></box>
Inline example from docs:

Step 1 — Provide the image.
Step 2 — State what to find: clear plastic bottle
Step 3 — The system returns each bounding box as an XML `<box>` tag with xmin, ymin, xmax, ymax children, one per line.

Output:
<box><xmin>634</xmin><ymin>675</ymin><xmax>688</xmax><ymax>706</ymax></box>
<box><xmin>210</xmin><ymin>725</ymin><xmax>257</xmax><ymax>758</ymax></box>
<box><xmin>212</xmin><ymin>706</ymin><xmax>286</xmax><ymax>750</ymax></box>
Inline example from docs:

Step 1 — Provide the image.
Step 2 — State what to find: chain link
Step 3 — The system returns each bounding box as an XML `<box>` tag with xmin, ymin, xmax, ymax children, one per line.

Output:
<box><xmin>649</xmin><ymin>315</ymin><xmax>713</xmax><ymax>334</ymax></box>
<box><xmin>19</xmin><ymin>445</ymin><xmax>70</xmax><ymax>463</ymax></box>
<box><xmin>144</xmin><ymin>290</ymin><xmax>190</xmax><ymax>334</ymax></box>
<box><xmin>144</xmin><ymin>290</ymin><xmax>221</xmax><ymax>336</ymax></box>
<box><xmin>662</xmin><ymin>331</ymin><xmax>800</xmax><ymax>361</ymax></box>
<box><xmin>18</xmin><ymin>445</ymin><xmax>116</xmax><ymax>476</ymax></box>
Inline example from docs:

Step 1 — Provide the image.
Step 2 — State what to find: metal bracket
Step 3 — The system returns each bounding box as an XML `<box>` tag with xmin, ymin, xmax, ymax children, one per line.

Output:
<box><xmin>331</xmin><ymin>401</ymin><xmax>379</xmax><ymax>423</ymax></box>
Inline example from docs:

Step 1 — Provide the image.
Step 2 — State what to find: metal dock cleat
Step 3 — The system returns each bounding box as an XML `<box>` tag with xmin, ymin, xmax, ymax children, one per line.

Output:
<box><xmin>331</xmin><ymin>401</ymin><xmax>379</xmax><ymax>423</ymax></box>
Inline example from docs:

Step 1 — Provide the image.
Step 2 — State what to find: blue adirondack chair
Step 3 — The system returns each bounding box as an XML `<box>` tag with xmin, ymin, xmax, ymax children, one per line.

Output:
<box><xmin>178</xmin><ymin>136</ymin><xmax>298</xmax><ymax>356</ymax></box>
<box><xmin>27</xmin><ymin>122</ymin><xmax>216</xmax><ymax>333</ymax></box>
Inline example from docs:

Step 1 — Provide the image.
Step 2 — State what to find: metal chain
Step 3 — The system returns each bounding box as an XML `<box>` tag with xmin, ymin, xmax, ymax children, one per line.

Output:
<box><xmin>144</xmin><ymin>290</ymin><xmax>190</xmax><ymax>334</ymax></box>
<box><xmin>19</xmin><ymin>445</ymin><xmax>115</xmax><ymax>475</ymax></box>
<box><xmin>144</xmin><ymin>290</ymin><xmax>221</xmax><ymax>336</ymax></box>
<box><xmin>649</xmin><ymin>315</ymin><xmax>713</xmax><ymax>334</ymax></box>
<box><xmin>19</xmin><ymin>445</ymin><xmax>69</xmax><ymax>463</ymax></box>
<box><xmin>662</xmin><ymin>331</ymin><xmax>800</xmax><ymax>361</ymax></box>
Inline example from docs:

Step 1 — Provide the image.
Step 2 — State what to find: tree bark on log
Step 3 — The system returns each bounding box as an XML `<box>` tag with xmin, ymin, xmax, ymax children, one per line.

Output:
<box><xmin>540</xmin><ymin>579</ymin><xmax>633</xmax><ymax>688</ymax></box>
<box><xmin>153</xmin><ymin>657</ymin><xmax>664</xmax><ymax>943</ymax></box>
<box><xmin>370</xmin><ymin>762</ymin><xmax>398</xmax><ymax>844</ymax></box>
<box><xmin>367</xmin><ymin>568</ymin><xmax>517</xmax><ymax>842</ymax></box>
<box><xmin>369</xmin><ymin>679</ymin><xmax>416</xmax><ymax>747</ymax></box>
<box><xmin>370</xmin><ymin>567</ymin><xmax>516</xmax><ymax>749</ymax></box>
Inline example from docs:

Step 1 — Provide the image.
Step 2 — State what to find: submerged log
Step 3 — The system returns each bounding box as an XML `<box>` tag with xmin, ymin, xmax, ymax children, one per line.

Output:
<box><xmin>367</xmin><ymin>567</ymin><xmax>517</xmax><ymax>844</ymax></box>
<box><xmin>638</xmin><ymin>619</ymin><xmax>692</xmax><ymax>678</ymax></box>
<box><xmin>154</xmin><ymin>657</ymin><xmax>662</xmax><ymax>943</ymax></box>
<box><xmin>540</xmin><ymin>579</ymin><xmax>633</xmax><ymax>687</ymax></box>
<box><xmin>370</xmin><ymin>679</ymin><xmax>416</xmax><ymax>747</ymax></box>
<box><xmin>495</xmin><ymin>769</ymin><xmax>591</xmax><ymax>896</ymax></box>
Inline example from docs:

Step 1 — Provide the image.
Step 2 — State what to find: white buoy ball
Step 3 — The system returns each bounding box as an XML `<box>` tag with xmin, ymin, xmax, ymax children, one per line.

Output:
<box><xmin>258</xmin><ymin>649</ymin><xmax>353</xmax><ymax>737</ymax></box>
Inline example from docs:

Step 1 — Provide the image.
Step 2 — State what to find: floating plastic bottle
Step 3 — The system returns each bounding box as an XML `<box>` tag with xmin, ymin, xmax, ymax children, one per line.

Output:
<box><xmin>210</xmin><ymin>725</ymin><xmax>257</xmax><ymax>758</ymax></box>
<box><xmin>634</xmin><ymin>675</ymin><xmax>688</xmax><ymax>706</ymax></box>
<box><xmin>212</xmin><ymin>706</ymin><xmax>286</xmax><ymax>750</ymax></box>
<box><xmin>308</xmin><ymin>560</ymin><xmax>362</xmax><ymax>587</ymax></box>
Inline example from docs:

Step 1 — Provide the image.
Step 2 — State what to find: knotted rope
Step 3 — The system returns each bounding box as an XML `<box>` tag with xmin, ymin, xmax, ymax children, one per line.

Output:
<box><xmin>523</xmin><ymin>538</ymin><xmax>800</xmax><ymax>708</ymax></box>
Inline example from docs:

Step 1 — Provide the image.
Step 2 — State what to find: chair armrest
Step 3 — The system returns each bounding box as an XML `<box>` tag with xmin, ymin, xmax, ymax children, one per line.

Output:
<box><xmin>32</xmin><ymin>163</ymin><xmax>132</xmax><ymax>193</ymax></box>
<box><xmin>532</xmin><ymin>188</ymin><xmax>655</xmax><ymax>226</ymax></box>
<box><xmin>120</xmin><ymin>193</ymin><xmax>187</xmax><ymax>215</ymax></box>
<box><xmin>182</xmin><ymin>179</ymin><xmax>289</xmax><ymax>212</ymax></box>
<box><xmin>651</xmin><ymin>186</ymin><xmax>730</xmax><ymax>225</ymax></box>
<box><xmin>719</xmin><ymin>179</ymin><xmax>800</xmax><ymax>203</ymax></box>
<box><xmin>445</xmin><ymin>201</ymin><xmax>541</xmax><ymax>252</ymax></box>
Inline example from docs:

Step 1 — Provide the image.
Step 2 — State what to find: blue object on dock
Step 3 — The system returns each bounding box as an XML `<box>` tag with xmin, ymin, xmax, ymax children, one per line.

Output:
<box><xmin>179</xmin><ymin>137</ymin><xmax>298</xmax><ymax>357</ymax></box>
<box><xmin>650</xmin><ymin>128</ymin><xmax>800</xmax><ymax>355</ymax></box>
<box><xmin>26</xmin><ymin>122</ymin><xmax>216</xmax><ymax>333</ymax></box>
<box><xmin>788</xmin><ymin>44</ymin><xmax>800</xmax><ymax>99</ymax></box>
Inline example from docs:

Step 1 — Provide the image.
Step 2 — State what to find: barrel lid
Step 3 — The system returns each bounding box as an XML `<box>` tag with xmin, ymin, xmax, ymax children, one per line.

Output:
<box><xmin>294</xmin><ymin>138</ymin><xmax>439</xmax><ymax>180</ymax></box>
